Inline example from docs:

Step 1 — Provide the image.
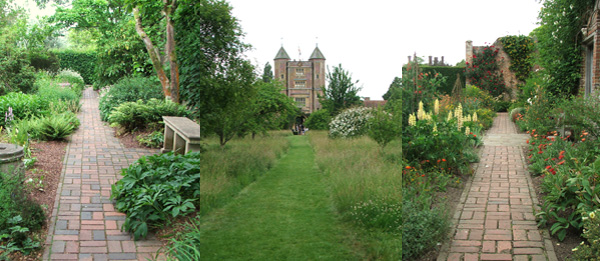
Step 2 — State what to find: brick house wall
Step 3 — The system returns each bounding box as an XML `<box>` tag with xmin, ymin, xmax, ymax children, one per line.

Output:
<box><xmin>580</xmin><ymin>0</ymin><xmax>600</xmax><ymax>96</ymax></box>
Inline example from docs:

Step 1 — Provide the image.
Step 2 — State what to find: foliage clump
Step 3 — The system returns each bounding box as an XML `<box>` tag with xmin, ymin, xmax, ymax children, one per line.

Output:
<box><xmin>499</xmin><ymin>35</ymin><xmax>535</xmax><ymax>82</ymax></box>
<box><xmin>305</xmin><ymin>109</ymin><xmax>331</xmax><ymax>130</ymax></box>
<box><xmin>108</xmin><ymin>98</ymin><xmax>190</xmax><ymax>132</ymax></box>
<box><xmin>98</xmin><ymin>76</ymin><xmax>164</xmax><ymax>121</ymax></box>
<box><xmin>112</xmin><ymin>152</ymin><xmax>200</xmax><ymax>240</ymax></box>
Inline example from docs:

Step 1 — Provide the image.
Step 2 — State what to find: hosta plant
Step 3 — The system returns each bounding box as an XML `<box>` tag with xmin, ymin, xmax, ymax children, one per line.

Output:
<box><xmin>111</xmin><ymin>152</ymin><xmax>200</xmax><ymax>240</ymax></box>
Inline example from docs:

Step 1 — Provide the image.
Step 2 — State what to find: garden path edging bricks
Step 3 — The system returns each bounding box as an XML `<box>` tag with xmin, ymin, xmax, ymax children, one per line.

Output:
<box><xmin>438</xmin><ymin>112</ymin><xmax>557</xmax><ymax>261</ymax></box>
<box><xmin>42</xmin><ymin>87</ymin><xmax>163</xmax><ymax>261</ymax></box>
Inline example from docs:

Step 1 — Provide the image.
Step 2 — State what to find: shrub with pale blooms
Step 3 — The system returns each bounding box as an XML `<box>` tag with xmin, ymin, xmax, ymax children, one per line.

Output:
<box><xmin>329</xmin><ymin>107</ymin><xmax>375</xmax><ymax>138</ymax></box>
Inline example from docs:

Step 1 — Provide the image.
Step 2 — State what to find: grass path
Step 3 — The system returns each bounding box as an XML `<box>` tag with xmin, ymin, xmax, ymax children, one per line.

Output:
<box><xmin>199</xmin><ymin>135</ymin><xmax>361</xmax><ymax>260</ymax></box>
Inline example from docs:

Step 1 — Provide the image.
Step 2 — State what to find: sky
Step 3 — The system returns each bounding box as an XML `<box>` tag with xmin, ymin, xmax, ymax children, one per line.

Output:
<box><xmin>227</xmin><ymin>0</ymin><xmax>543</xmax><ymax>100</ymax></box>
<box><xmin>18</xmin><ymin>0</ymin><xmax>543</xmax><ymax>100</ymax></box>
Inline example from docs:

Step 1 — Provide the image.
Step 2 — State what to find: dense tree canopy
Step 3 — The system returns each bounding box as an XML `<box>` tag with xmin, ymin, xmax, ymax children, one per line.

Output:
<box><xmin>262</xmin><ymin>62</ymin><xmax>273</xmax><ymax>83</ymax></box>
<box><xmin>320</xmin><ymin>64</ymin><xmax>362</xmax><ymax>115</ymax></box>
<box><xmin>50</xmin><ymin>0</ymin><xmax>154</xmax><ymax>86</ymax></box>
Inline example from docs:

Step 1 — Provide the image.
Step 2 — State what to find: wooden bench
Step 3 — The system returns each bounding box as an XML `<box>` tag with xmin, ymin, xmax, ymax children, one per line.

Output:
<box><xmin>161</xmin><ymin>116</ymin><xmax>200</xmax><ymax>155</ymax></box>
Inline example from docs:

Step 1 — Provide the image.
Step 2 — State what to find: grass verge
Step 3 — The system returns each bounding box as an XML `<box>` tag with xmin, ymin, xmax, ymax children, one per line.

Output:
<box><xmin>309</xmin><ymin>131</ymin><xmax>402</xmax><ymax>259</ymax></box>
<box><xmin>195</xmin><ymin>135</ymin><xmax>362</xmax><ymax>260</ymax></box>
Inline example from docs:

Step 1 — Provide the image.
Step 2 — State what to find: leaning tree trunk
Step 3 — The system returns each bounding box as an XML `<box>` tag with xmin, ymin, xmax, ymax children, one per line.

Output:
<box><xmin>165</xmin><ymin>0</ymin><xmax>180</xmax><ymax>103</ymax></box>
<box><xmin>133</xmin><ymin>6</ymin><xmax>173</xmax><ymax>101</ymax></box>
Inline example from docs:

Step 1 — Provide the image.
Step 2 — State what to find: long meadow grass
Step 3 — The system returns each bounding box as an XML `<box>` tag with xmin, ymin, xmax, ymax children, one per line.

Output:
<box><xmin>309</xmin><ymin>130</ymin><xmax>402</xmax><ymax>259</ymax></box>
<box><xmin>199</xmin><ymin>130</ymin><xmax>290</xmax><ymax>216</ymax></box>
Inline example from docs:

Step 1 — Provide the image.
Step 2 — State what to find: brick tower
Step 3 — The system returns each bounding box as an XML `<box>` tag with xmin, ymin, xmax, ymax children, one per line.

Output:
<box><xmin>274</xmin><ymin>46</ymin><xmax>326</xmax><ymax>114</ymax></box>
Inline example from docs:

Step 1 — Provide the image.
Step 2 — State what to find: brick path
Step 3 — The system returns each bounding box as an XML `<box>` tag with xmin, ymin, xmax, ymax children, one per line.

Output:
<box><xmin>42</xmin><ymin>88</ymin><xmax>163</xmax><ymax>260</ymax></box>
<box><xmin>438</xmin><ymin>113</ymin><xmax>558</xmax><ymax>261</ymax></box>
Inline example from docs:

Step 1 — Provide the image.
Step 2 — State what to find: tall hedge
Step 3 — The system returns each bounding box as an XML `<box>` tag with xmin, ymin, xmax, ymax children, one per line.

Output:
<box><xmin>401</xmin><ymin>66</ymin><xmax>465</xmax><ymax>95</ymax></box>
<box><xmin>53</xmin><ymin>50</ymin><xmax>97</xmax><ymax>84</ymax></box>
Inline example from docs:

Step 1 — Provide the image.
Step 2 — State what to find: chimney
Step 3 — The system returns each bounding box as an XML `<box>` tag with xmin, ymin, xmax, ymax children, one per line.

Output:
<box><xmin>428</xmin><ymin>56</ymin><xmax>432</xmax><ymax>66</ymax></box>
<box><xmin>408</xmin><ymin>56</ymin><xmax>412</xmax><ymax>63</ymax></box>
<box><xmin>441</xmin><ymin>56</ymin><xmax>445</xmax><ymax>65</ymax></box>
<box><xmin>466</xmin><ymin>40</ymin><xmax>473</xmax><ymax>65</ymax></box>
<box><xmin>434</xmin><ymin>57</ymin><xmax>439</xmax><ymax>65</ymax></box>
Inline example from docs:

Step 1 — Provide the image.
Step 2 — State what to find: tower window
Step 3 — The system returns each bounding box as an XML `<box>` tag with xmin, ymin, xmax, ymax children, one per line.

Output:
<box><xmin>296</xmin><ymin>68</ymin><xmax>305</xmax><ymax>76</ymax></box>
<box><xmin>281</xmin><ymin>74</ymin><xmax>284</xmax><ymax>79</ymax></box>
<box><xmin>295</xmin><ymin>98</ymin><xmax>306</xmax><ymax>107</ymax></box>
<box><xmin>294</xmin><ymin>81</ymin><xmax>306</xmax><ymax>88</ymax></box>
<box><xmin>316</xmin><ymin>74</ymin><xmax>319</xmax><ymax>79</ymax></box>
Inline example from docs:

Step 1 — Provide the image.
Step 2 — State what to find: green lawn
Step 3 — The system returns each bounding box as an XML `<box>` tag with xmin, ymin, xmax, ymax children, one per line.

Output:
<box><xmin>199</xmin><ymin>135</ymin><xmax>363</xmax><ymax>260</ymax></box>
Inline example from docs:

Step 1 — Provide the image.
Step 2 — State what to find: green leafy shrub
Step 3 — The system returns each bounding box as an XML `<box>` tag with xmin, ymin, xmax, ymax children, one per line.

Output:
<box><xmin>111</xmin><ymin>152</ymin><xmax>200</xmax><ymax>240</ymax></box>
<box><xmin>571</xmin><ymin>210</ymin><xmax>600</xmax><ymax>259</ymax></box>
<box><xmin>56</xmin><ymin>69</ymin><xmax>86</xmax><ymax>94</ymax></box>
<box><xmin>0</xmin><ymin>51</ymin><xmax>36</xmax><ymax>95</ymax></box>
<box><xmin>36</xmin><ymin>78</ymin><xmax>80</xmax><ymax>104</ymax></box>
<box><xmin>28</xmin><ymin>51</ymin><xmax>60</xmax><ymax>74</ymax></box>
<box><xmin>27</xmin><ymin>112</ymin><xmax>80</xmax><ymax>141</ymax></box>
<box><xmin>367</xmin><ymin>109</ymin><xmax>399</xmax><ymax>148</ymax></box>
<box><xmin>136</xmin><ymin>131</ymin><xmax>164</xmax><ymax>148</ymax></box>
<box><xmin>305</xmin><ymin>109</ymin><xmax>331</xmax><ymax>130</ymax></box>
<box><xmin>98</xmin><ymin>76</ymin><xmax>164</xmax><ymax>121</ymax></box>
<box><xmin>0</xmin><ymin>92</ymin><xmax>49</xmax><ymax>127</ymax></box>
<box><xmin>463</xmin><ymin>85</ymin><xmax>495</xmax><ymax>110</ymax></box>
<box><xmin>402</xmin><ymin>192</ymin><xmax>450</xmax><ymax>259</ymax></box>
<box><xmin>329</xmin><ymin>107</ymin><xmax>375</xmax><ymax>138</ymax></box>
<box><xmin>473</xmin><ymin>108</ymin><xmax>496</xmax><ymax>130</ymax></box>
<box><xmin>0</xmin><ymin>171</ymin><xmax>45</xmax><ymax>256</ymax></box>
<box><xmin>108</xmin><ymin>99</ymin><xmax>190</xmax><ymax>132</ymax></box>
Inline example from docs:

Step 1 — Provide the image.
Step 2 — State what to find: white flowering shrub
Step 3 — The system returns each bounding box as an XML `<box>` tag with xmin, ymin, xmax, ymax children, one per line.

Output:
<box><xmin>57</xmin><ymin>69</ymin><xmax>85</xmax><ymax>85</ymax></box>
<box><xmin>329</xmin><ymin>107</ymin><xmax>375</xmax><ymax>138</ymax></box>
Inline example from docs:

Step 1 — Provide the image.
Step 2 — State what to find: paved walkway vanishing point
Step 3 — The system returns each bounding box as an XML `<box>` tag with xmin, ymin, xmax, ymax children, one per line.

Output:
<box><xmin>42</xmin><ymin>88</ymin><xmax>163</xmax><ymax>260</ymax></box>
<box><xmin>438</xmin><ymin>113</ymin><xmax>558</xmax><ymax>261</ymax></box>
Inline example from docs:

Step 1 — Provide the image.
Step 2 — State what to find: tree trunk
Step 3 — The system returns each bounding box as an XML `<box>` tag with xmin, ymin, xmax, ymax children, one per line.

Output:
<box><xmin>165</xmin><ymin>0</ymin><xmax>180</xmax><ymax>103</ymax></box>
<box><xmin>133</xmin><ymin>6</ymin><xmax>172</xmax><ymax>101</ymax></box>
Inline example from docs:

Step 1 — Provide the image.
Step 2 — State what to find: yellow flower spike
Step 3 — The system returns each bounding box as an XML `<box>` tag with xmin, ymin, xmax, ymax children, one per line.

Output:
<box><xmin>465</xmin><ymin>126</ymin><xmax>470</xmax><ymax>135</ymax></box>
<box><xmin>408</xmin><ymin>113</ymin><xmax>417</xmax><ymax>126</ymax></box>
<box><xmin>434</xmin><ymin>99</ymin><xmax>439</xmax><ymax>115</ymax></box>
<box><xmin>473</xmin><ymin>112</ymin><xmax>478</xmax><ymax>122</ymax></box>
<box><xmin>417</xmin><ymin>101</ymin><xmax>425</xmax><ymax>120</ymax></box>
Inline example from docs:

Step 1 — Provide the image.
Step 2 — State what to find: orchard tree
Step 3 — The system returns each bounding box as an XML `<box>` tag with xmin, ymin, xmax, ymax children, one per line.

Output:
<box><xmin>243</xmin><ymin>80</ymin><xmax>297</xmax><ymax>138</ymax></box>
<box><xmin>382</xmin><ymin>77</ymin><xmax>401</xmax><ymax>101</ymax></box>
<box><xmin>175</xmin><ymin>0</ymin><xmax>250</xmax><ymax>121</ymax></box>
<box><xmin>319</xmin><ymin>64</ymin><xmax>362</xmax><ymax>115</ymax></box>
<box><xmin>262</xmin><ymin>62</ymin><xmax>273</xmax><ymax>83</ymax></box>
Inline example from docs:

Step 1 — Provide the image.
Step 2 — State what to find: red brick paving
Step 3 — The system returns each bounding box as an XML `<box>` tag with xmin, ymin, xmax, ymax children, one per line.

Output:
<box><xmin>438</xmin><ymin>113</ymin><xmax>557</xmax><ymax>261</ymax></box>
<box><xmin>43</xmin><ymin>88</ymin><xmax>163</xmax><ymax>260</ymax></box>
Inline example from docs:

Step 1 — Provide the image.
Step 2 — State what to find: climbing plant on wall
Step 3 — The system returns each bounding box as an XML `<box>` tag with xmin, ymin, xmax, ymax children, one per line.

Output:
<box><xmin>465</xmin><ymin>45</ymin><xmax>506</xmax><ymax>97</ymax></box>
<box><xmin>500</xmin><ymin>35</ymin><xmax>535</xmax><ymax>82</ymax></box>
<box><xmin>536</xmin><ymin>0</ymin><xmax>595</xmax><ymax>97</ymax></box>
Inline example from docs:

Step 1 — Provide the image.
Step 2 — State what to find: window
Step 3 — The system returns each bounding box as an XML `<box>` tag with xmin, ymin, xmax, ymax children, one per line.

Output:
<box><xmin>295</xmin><ymin>98</ymin><xmax>306</xmax><ymax>107</ymax></box>
<box><xmin>294</xmin><ymin>81</ymin><xmax>306</xmax><ymax>88</ymax></box>
<box><xmin>280</xmin><ymin>74</ymin><xmax>284</xmax><ymax>79</ymax></box>
<box><xmin>295</xmin><ymin>68</ymin><xmax>304</xmax><ymax>76</ymax></box>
